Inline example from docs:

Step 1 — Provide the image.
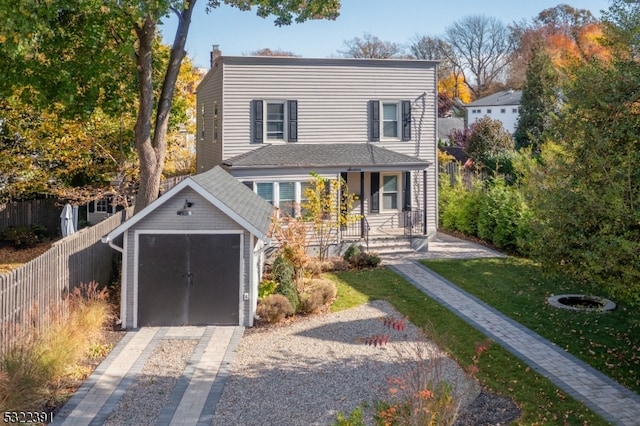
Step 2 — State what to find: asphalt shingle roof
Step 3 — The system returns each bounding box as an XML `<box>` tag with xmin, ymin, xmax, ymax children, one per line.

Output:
<box><xmin>222</xmin><ymin>143</ymin><xmax>429</xmax><ymax>170</ymax></box>
<box><xmin>467</xmin><ymin>90</ymin><xmax>522</xmax><ymax>107</ymax></box>
<box><xmin>191</xmin><ymin>166</ymin><xmax>274</xmax><ymax>236</ymax></box>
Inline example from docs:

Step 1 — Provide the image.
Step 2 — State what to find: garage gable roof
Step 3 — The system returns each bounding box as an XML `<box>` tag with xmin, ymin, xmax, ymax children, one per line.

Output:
<box><xmin>106</xmin><ymin>166</ymin><xmax>274</xmax><ymax>241</ymax></box>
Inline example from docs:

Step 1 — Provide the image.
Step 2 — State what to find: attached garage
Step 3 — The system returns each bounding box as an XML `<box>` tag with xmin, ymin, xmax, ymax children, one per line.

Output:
<box><xmin>103</xmin><ymin>166</ymin><xmax>274</xmax><ymax>329</ymax></box>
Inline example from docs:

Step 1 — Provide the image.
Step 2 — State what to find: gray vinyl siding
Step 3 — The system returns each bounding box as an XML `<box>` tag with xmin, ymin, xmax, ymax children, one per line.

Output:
<box><xmin>196</xmin><ymin>57</ymin><xmax>439</xmax><ymax>237</ymax></box>
<box><xmin>122</xmin><ymin>187</ymin><xmax>252</xmax><ymax>328</ymax></box>
<box><xmin>196</xmin><ymin>66</ymin><xmax>224</xmax><ymax>173</ymax></box>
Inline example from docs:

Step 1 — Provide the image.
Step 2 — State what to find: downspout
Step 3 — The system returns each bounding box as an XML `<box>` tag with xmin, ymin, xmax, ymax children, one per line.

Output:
<box><xmin>101</xmin><ymin>235</ymin><xmax>124</xmax><ymax>254</ymax></box>
<box><xmin>423</xmin><ymin>169</ymin><xmax>428</xmax><ymax>235</ymax></box>
<box><xmin>360</xmin><ymin>171</ymin><xmax>365</xmax><ymax>238</ymax></box>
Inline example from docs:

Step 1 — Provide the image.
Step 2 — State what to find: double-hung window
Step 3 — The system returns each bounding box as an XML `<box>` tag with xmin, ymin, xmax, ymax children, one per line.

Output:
<box><xmin>251</xmin><ymin>99</ymin><xmax>298</xmax><ymax>143</ymax></box>
<box><xmin>279</xmin><ymin>182</ymin><xmax>296</xmax><ymax>217</ymax></box>
<box><xmin>368</xmin><ymin>100</ymin><xmax>411</xmax><ymax>142</ymax></box>
<box><xmin>266</xmin><ymin>102</ymin><xmax>285</xmax><ymax>140</ymax></box>
<box><xmin>382</xmin><ymin>103</ymin><xmax>399</xmax><ymax>138</ymax></box>
<box><xmin>256</xmin><ymin>183</ymin><xmax>274</xmax><ymax>205</ymax></box>
<box><xmin>381</xmin><ymin>174</ymin><xmax>399</xmax><ymax>210</ymax></box>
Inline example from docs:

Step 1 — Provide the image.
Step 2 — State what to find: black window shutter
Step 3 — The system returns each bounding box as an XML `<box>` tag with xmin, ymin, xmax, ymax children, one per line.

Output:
<box><xmin>340</xmin><ymin>172</ymin><xmax>347</xmax><ymax>183</ymax></box>
<box><xmin>88</xmin><ymin>201</ymin><xmax>95</xmax><ymax>213</ymax></box>
<box><xmin>402</xmin><ymin>100</ymin><xmax>411</xmax><ymax>141</ymax></box>
<box><xmin>252</xmin><ymin>100</ymin><xmax>263</xmax><ymax>143</ymax></box>
<box><xmin>370</xmin><ymin>172</ymin><xmax>379</xmax><ymax>213</ymax></box>
<box><xmin>288</xmin><ymin>100</ymin><xmax>298</xmax><ymax>142</ymax></box>
<box><xmin>403</xmin><ymin>171</ymin><xmax>411</xmax><ymax>211</ymax></box>
<box><xmin>242</xmin><ymin>181</ymin><xmax>254</xmax><ymax>190</ymax></box>
<box><xmin>369</xmin><ymin>100</ymin><xmax>380</xmax><ymax>142</ymax></box>
<box><xmin>107</xmin><ymin>204</ymin><xmax>114</xmax><ymax>214</ymax></box>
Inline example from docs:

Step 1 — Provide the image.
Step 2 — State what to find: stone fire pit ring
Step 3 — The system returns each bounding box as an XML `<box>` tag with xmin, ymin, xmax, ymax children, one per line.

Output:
<box><xmin>548</xmin><ymin>294</ymin><xmax>616</xmax><ymax>312</ymax></box>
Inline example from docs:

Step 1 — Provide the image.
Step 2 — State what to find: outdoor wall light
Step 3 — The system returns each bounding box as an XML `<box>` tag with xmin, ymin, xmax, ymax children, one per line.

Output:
<box><xmin>177</xmin><ymin>199</ymin><xmax>194</xmax><ymax>216</ymax></box>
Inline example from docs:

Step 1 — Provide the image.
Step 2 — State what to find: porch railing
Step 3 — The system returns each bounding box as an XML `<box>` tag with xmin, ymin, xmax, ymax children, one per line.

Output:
<box><xmin>403</xmin><ymin>210</ymin><xmax>425</xmax><ymax>239</ymax></box>
<box><xmin>340</xmin><ymin>215</ymin><xmax>369</xmax><ymax>251</ymax></box>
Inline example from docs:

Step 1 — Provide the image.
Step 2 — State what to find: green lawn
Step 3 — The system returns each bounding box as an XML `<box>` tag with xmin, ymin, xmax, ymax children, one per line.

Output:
<box><xmin>327</xmin><ymin>265</ymin><xmax>616</xmax><ymax>425</ymax></box>
<box><xmin>421</xmin><ymin>257</ymin><xmax>640</xmax><ymax>395</ymax></box>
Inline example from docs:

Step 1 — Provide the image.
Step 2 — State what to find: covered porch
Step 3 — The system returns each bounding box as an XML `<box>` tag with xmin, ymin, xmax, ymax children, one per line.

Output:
<box><xmin>222</xmin><ymin>143</ymin><xmax>432</xmax><ymax>251</ymax></box>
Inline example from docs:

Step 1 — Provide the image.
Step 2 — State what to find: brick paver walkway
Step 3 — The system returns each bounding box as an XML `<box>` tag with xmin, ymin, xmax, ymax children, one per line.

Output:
<box><xmin>384</xmin><ymin>234</ymin><xmax>640</xmax><ymax>426</ymax></box>
<box><xmin>52</xmin><ymin>326</ymin><xmax>243</xmax><ymax>426</ymax></box>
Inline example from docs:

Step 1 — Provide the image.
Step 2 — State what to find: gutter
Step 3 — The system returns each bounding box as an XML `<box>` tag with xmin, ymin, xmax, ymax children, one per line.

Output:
<box><xmin>101</xmin><ymin>235</ymin><xmax>123</xmax><ymax>254</ymax></box>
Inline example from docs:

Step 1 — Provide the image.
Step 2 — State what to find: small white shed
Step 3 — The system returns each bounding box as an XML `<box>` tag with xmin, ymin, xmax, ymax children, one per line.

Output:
<box><xmin>103</xmin><ymin>166</ymin><xmax>274</xmax><ymax>329</ymax></box>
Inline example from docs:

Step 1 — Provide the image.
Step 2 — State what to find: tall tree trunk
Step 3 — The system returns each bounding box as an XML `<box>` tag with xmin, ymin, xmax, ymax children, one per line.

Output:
<box><xmin>133</xmin><ymin>1</ymin><xmax>196</xmax><ymax>214</ymax></box>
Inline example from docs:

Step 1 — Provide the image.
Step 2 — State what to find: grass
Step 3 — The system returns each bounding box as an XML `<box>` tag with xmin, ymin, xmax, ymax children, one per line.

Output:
<box><xmin>326</xmin><ymin>267</ymin><xmax>610</xmax><ymax>425</ymax></box>
<box><xmin>0</xmin><ymin>282</ymin><xmax>114</xmax><ymax>414</ymax></box>
<box><xmin>421</xmin><ymin>257</ymin><xmax>640</xmax><ymax>395</ymax></box>
<box><xmin>0</xmin><ymin>240</ymin><xmax>53</xmax><ymax>274</ymax></box>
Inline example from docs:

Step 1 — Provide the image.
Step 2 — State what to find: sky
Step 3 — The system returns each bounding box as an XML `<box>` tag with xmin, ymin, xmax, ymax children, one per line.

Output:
<box><xmin>160</xmin><ymin>0</ymin><xmax>611</xmax><ymax>69</ymax></box>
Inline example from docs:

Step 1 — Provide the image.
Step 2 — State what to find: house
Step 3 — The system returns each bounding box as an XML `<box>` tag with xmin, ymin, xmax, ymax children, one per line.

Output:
<box><xmin>196</xmin><ymin>55</ymin><xmax>439</xmax><ymax>250</ymax></box>
<box><xmin>102</xmin><ymin>166</ymin><xmax>274</xmax><ymax>329</ymax></box>
<box><xmin>438</xmin><ymin>117</ymin><xmax>465</xmax><ymax>144</ymax></box>
<box><xmin>87</xmin><ymin>192</ymin><xmax>125</xmax><ymax>224</ymax></box>
<box><xmin>466</xmin><ymin>90</ymin><xmax>522</xmax><ymax>133</ymax></box>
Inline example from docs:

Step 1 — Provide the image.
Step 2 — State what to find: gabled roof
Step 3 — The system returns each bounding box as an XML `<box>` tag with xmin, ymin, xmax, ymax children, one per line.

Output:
<box><xmin>438</xmin><ymin>117</ymin><xmax>465</xmax><ymax>141</ymax></box>
<box><xmin>467</xmin><ymin>90</ymin><xmax>522</xmax><ymax>107</ymax></box>
<box><xmin>106</xmin><ymin>166</ymin><xmax>274</xmax><ymax>241</ymax></box>
<box><xmin>441</xmin><ymin>146</ymin><xmax>471</xmax><ymax>164</ymax></box>
<box><xmin>222</xmin><ymin>143</ymin><xmax>430</xmax><ymax>172</ymax></box>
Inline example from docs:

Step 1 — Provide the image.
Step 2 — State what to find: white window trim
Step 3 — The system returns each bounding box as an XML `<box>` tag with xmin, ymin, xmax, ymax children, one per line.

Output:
<box><xmin>200</xmin><ymin>103</ymin><xmax>205</xmax><ymax>141</ymax></box>
<box><xmin>264</xmin><ymin>100</ymin><xmax>288</xmax><ymax>141</ymax></box>
<box><xmin>381</xmin><ymin>101</ymin><xmax>401</xmax><ymax>140</ymax></box>
<box><xmin>95</xmin><ymin>198</ymin><xmax>109</xmax><ymax>213</ymax></box>
<box><xmin>380</xmin><ymin>173</ymin><xmax>401</xmax><ymax>212</ymax></box>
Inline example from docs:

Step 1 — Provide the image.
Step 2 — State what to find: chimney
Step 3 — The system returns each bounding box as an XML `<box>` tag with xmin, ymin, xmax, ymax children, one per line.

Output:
<box><xmin>210</xmin><ymin>44</ymin><xmax>221</xmax><ymax>68</ymax></box>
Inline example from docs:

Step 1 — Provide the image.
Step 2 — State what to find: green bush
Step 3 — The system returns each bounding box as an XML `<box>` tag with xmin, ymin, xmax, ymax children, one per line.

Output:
<box><xmin>1</xmin><ymin>225</ymin><xmax>44</xmax><ymax>249</ymax></box>
<box><xmin>256</xmin><ymin>294</ymin><xmax>294</xmax><ymax>323</ymax></box>
<box><xmin>440</xmin><ymin>172</ymin><xmax>532</xmax><ymax>256</ymax></box>
<box><xmin>272</xmin><ymin>256</ymin><xmax>299</xmax><ymax>312</ymax></box>
<box><xmin>258</xmin><ymin>280</ymin><xmax>278</xmax><ymax>300</ymax></box>
<box><xmin>343</xmin><ymin>243</ymin><xmax>361</xmax><ymax>263</ymax></box>
<box><xmin>343</xmin><ymin>244</ymin><xmax>381</xmax><ymax>269</ymax></box>
<box><xmin>478</xmin><ymin>178</ymin><xmax>531</xmax><ymax>253</ymax></box>
<box><xmin>353</xmin><ymin>252</ymin><xmax>381</xmax><ymax>269</ymax></box>
<box><xmin>439</xmin><ymin>172</ymin><xmax>483</xmax><ymax>235</ymax></box>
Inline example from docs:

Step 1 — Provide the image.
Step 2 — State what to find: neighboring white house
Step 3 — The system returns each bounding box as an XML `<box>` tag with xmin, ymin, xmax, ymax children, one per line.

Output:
<box><xmin>195</xmin><ymin>55</ymin><xmax>439</xmax><ymax>245</ymax></box>
<box><xmin>466</xmin><ymin>90</ymin><xmax>522</xmax><ymax>133</ymax></box>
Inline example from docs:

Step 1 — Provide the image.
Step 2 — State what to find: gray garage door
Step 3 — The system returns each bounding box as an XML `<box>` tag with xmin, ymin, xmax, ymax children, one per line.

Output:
<box><xmin>138</xmin><ymin>233</ymin><xmax>240</xmax><ymax>326</ymax></box>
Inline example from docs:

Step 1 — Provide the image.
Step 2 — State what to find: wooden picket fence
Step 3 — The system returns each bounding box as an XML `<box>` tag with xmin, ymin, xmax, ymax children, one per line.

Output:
<box><xmin>0</xmin><ymin>198</ymin><xmax>63</xmax><ymax>238</ymax></box>
<box><xmin>0</xmin><ymin>208</ymin><xmax>133</xmax><ymax>354</ymax></box>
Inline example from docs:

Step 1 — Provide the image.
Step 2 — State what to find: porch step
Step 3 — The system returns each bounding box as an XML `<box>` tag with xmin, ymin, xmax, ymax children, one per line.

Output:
<box><xmin>364</xmin><ymin>235</ymin><xmax>416</xmax><ymax>256</ymax></box>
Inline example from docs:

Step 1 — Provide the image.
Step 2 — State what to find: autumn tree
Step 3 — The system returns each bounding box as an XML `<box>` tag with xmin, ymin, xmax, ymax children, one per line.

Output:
<box><xmin>466</xmin><ymin>116</ymin><xmax>515</xmax><ymax>176</ymax></box>
<box><xmin>302</xmin><ymin>173</ymin><xmax>359</xmax><ymax>261</ymax></box>
<box><xmin>163</xmin><ymin>54</ymin><xmax>201</xmax><ymax>177</ymax></box>
<box><xmin>339</xmin><ymin>33</ymin><xmax>404</xmax><ymax>59</ymax></box>
<box><xmin>444</xmin><ymin>15</ymin><xmax>515</xmax><ymax>98</ymax></box>
<box><xmin>0</xmin><ymin>0</ymin><xmax>340</xmax><ymax>212</ymax></box>
<box><xmin>525</xmin><ymin>0</ymin><xmax>640</xmax><ymax>306</ymax></box>
<box><xmin>603</xmin><ymin>0</ymin><xmax>640</xmax><ymax>59</ymax></box>
<box><xmin>508</xmin><ymin>4</ymin><xmax>608</xmax><ymax>87</ymax></box>
<box><xmin>513</xmin><ymin>43</ymin><xmax>559</xmax><ymax>153</ymax></box>
<box><xmin>438</xmin><ymin>74</ymin><xmax>472</xmax><ymax>105</ymax></box>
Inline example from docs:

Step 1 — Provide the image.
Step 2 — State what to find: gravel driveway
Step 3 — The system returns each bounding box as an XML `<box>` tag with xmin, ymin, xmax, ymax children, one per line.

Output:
<box><xmin>211</xmin><ymin>300</ymin><xmax>480</xmax><ymax>425</ymax></box>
